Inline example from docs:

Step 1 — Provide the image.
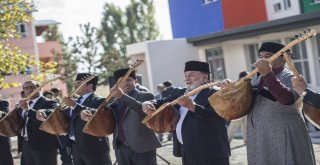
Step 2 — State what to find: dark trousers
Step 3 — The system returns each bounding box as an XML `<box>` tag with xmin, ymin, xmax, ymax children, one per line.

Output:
<box><xmin>71</xmin><ymin>142</ymin><xmax>111</xmax><ymax>165</ymax></box>
<box><xmin>22</xmin><ymin>141</ymin><xmax>57</xmax><ymax>165</ymax></box>
<box><xmin>0</xmin><ymin>136</ymin><xmax>13</xmax><ymax>165</ymax></box>
<box><xmin>115</xmin><ymin>144</ymin><xmax>156</xmax><ymax>165</ymax></box>
<box><xmin>57</xmin><ymin>135</ymin><xmax>73</xmax><ymax>165</ymax></box>
<box><xmin>181</xmin><ymin>145</ymin><xmax>229</xmax><ymax>165</ymax></box>
<box><xmin>0</xmin><ymin>143</ymin><xmax>13</xmax><ymax>165</ymax></box>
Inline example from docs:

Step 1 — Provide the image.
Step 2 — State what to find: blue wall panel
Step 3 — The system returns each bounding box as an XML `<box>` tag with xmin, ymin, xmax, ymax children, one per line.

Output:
<box><xmin>169</xmin><ymin>0</ymin><xmax>224</xmax><ymax>38</ymax></box>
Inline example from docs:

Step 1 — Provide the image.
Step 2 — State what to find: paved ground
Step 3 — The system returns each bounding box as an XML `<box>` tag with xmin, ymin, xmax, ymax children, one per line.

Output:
<box><xmin>10</xmin><ymin>132</ymin><xmax>320</xmax><ymax>165</ymax></box>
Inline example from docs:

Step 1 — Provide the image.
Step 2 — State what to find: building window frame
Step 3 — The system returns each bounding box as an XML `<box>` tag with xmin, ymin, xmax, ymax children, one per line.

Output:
<box><xmin>205</xmin><ymin>47</ymin><xmax>226</xmax><ymax>80</ymax></box>
<box><xmin>274</xmin><ymin>2</ymin><xmax>282</xmax><ymax>12</ymax></box>
<box><xmin>314</xmin><ymin>34</ymin><xmax>320</xmax><ymax>85</ymax></box>
<box><xmin>245</xmin><ymin>43</ymin><xmax>259</xmax><ymax>71</ymax></box>
<box><xmin>202</xmin><ymin>0</ymin><xmax>218</xmax><ymax>5</ymax></box>
<box><xmin>16</xmin><ymin>23</ymin><xmax>27</xmax><ymax>38</ymax></box>
<box><xmin>283</xmin><ymin>0</ymin><xmax>291</xmax><ymax>10</ymax></box>
<box><xmin>285</xmin><ymin>37</ymin><xmax>311</xmax><ymax>83</ymax></box>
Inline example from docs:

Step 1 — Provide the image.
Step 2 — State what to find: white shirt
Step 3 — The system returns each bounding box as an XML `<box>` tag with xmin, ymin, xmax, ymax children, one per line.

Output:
<box><xmin>176</xmin><ymin>93</ymin><xmax>198</xmax><ymax>144</ymax></box>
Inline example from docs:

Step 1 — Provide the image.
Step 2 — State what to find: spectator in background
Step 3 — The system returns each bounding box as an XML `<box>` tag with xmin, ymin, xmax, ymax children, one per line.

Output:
<box><xmin>51</xmin><ymin>87</ymin><xmax>62</xmax><ymax>103</ymax></box>
<box><xmin>227</xmin><ymin>71</ymin><xmax>248</xmax><ymax>144</ymax></box>
<box><xmin>43</xmin><ymin>91</ymin><xmax>54</xmax><ymax>99</ymax></box>
<box><xmin>155</xmin><ymin>83</ymin><xmax>165</xmax><ymax>100</ymax></box>
<box><xmin>162</xmin><ymin>80</ymin><xmax>175</xmax><ymax>98</ymax></box>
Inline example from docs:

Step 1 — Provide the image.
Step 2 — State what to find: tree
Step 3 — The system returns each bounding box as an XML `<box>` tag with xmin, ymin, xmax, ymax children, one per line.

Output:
<box><xmin>0</xmin><ymin>0</ymin><xmax>34</xmax><ymax>89</ymax></box>
<box><xmin>52</xmin><ymin>38</ymin><xmax>78</xmax><ymax>92</ymax></box>
<box><xmin>46</xmin><ymin>25</ymin><xmax>78</xmax><ymax>92</ymax></box>
<box><xmin>71</xmin><ymin>23</ymin><xmax>101</xmax><ymax>74</ymax></box>
<box><xmin>42</xmin><ymin>25</ymin><xmax>63</xmax><ymax>42</ymax></box>
<box><xmin>98</xmin><ymin>0</ymin><xmax>159</xmax><ymax>84</ymax></box>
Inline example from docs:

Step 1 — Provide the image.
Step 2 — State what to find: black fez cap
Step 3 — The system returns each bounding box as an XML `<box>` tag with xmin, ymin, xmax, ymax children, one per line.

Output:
<box><xmin>75</xmin><ymin>73</ymin><xmax>98</xmax><ymax>85</ymax></box>
<box><xmin>239</xmin><ymin>71</ymin><xmax>248</xmax><ymax>79</ymax></box>
<box><xmin>113</xmin><ymin>69</ymin><xmax>136</xmax><ymax>82</ymax></box>
<box><xmin>184</xmin><ymin>61</ymin><xmax>210</xmax><ymax>74</ymax></box>
<box><xmin>303</xmin><ymin>89</ymin><xmax>320</xmax><ymax>109</ymax></box>
<box><xmin>259</xmin><ymin>42</ymin><xmax>285</xmax><ymax>54</ymax></box>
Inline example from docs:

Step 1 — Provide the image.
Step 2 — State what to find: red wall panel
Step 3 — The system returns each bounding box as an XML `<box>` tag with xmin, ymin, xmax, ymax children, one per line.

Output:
<box><xmin>222</xmin><ymin>0</ymin><xmax>267</xmax><ymax>29</ymax></box>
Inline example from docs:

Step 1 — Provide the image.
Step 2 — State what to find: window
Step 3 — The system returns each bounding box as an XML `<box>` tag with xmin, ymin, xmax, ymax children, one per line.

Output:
<box><xmin>205</xmin><ymin>47</ymin><xmax>226</xmax><ymax>80</ymax></box>
<box><xmin>283</xmin><ymin>0</ymin><xmax>291</xmax><ymax>9</ymax></box>
<box><xmin>286</xmin><ymin>37</ymin><xmax>311</xmax><ymax>83</ymax></box>
<box><xmin>16</xmin><ymin>23</ymin><xmax>27</xmax><ymax>38</ymax></box>
<box><xmin>315</xmin><ymin>34</ymin><xmax>320</xmax><ymax>84</ymax></box>
<box><xmin>203</xmin><ymin>0</ymin><xmax>217</xmax><ymax>5</ymax></box>
<box><xmin>274</xmin><ymin>3</ymin><xmax>282</xmax><ymax>12</ymax></box>
<box><xmin>245</xmin><ymin>44</ymin><xmax>259</xmax><ymax>71</ymax></box>
<box><xmin>313</xmin><ymin>0</ymin><xmax>320</xmax><ymax>3</ymax></box>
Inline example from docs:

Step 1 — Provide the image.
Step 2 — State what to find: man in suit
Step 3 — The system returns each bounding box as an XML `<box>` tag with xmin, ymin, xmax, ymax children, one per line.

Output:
<box><xmin>38</xmin><ymin>73</ymin><xmax>111</xmax><ymax>165</ymax></box>
<box><xmin>92</xmin><ymin>69</ymin><xmax>160</xmax><ymax>165</ymax></box>
<box><xmin>0</xmin><ymin>99</ymin><xmax>14</xmax><ymax>165</ymax></box>
<box><xmin>18</xmin><ymin>80</ymin><xmax>58</xmax><ymax>165</ymax></box>
<box><xmin>161</xmin><ymin>80</ymin><xmax>175</xmax><ymax>98</ymax></box>
<box><xmin>143</xmin><ymin>61</ymin><xmax>230</xmax><ymax>165</ymax></box>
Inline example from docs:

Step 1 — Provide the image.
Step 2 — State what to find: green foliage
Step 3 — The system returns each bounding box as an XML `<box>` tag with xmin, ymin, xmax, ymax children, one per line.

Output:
<box><xmin>72</xmin><ymin>23</ymin><xmax>100</xmax><ymax>74</ymax></box>
<box><xmin>0</xmin><ymin>0</ymin><xmax>35</xmax><ymax>89</ymax></box>
<box><xmin>51</xmin><ymin>36</ymin><xmax>78</xmax><ymax>93</ymax></box>
<box><xmin>99</xmin><ymin>0</ymin><xmax>159</xmax><ymax>84</ymax></box>
<box><xmin>42</xmin><ymin>25</ymin><xmax>63</xmax><ymax>42</ymax></box>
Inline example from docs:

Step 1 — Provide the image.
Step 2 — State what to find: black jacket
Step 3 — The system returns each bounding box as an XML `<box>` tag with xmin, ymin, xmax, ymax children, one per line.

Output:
<box><xmin>23</xmin><ymin>96</ymin><xmax>58</xmax><ymax>152</ymax></box>
<box><xmin>154</xmin><ymin>87</ymin><xmax>230</xmax><ymax>160</ymax></box>
<box><xmin>65</xmin><ymin>93</ymin><xmax>110</xmax><ymax>155</ymax></box>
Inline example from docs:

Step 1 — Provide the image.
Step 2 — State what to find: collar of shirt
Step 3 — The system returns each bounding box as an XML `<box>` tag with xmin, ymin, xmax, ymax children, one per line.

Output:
<box><xmin>29</xmin><ymin>96</ymin><xmax>41</xmax><ymax>108</ymax></box>
<box><xmin>78</xmin><ymin>92</ymin><xmax>93</xmax><ymax>105</ymax></box>
<box><xmin>272</xmin><ymin>66</ymin><xmax>284</xmax><ymax>75</ymax></box>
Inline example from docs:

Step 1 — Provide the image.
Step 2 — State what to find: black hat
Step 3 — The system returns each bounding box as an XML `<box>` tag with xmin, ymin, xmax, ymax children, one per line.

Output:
<box><xmin>259</xmin><ymin>42</ymin><xmax>285</xmax><ymax>54</ymax></box>
<box><xmin>184</xmin><ymin>61</ymin><xmax>210</xmax><ymax>74</ymax></box>
<box><xmin>303</xmin><ymin>89</ymin><xmax>320</xmax><ymax>109</ymax></box>
<box><xmin>239</xmin><ymin>71</ymin><xmax>248</xmax><ymax>79</ymax></box>
<box><xmin>113</xmin><ymin>69</ymin><xmax>136</xmax><ymax>82</ymax></box>
<box><xmin>75</xmin><ymin>73</ymin><xmax>98</xmax><ymax>85</ymax></box>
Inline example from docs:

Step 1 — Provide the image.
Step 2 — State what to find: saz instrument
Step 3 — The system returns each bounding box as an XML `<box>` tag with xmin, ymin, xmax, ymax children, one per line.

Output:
<box><xmin>209</xmin><ymin>29</ymin><xmax>317</xmax><ymax>120</ymax></box>
<box><xmin>282</xmin><ymin>52</ymin><xmax>320</xmax><ymax>129</ymax></box>
<box><xmin>39</xmin><ymin>75</ymin><xmax>97</xmax><ymax>135</ymax></box>
<box><xmin>0</xmin><ymin>76</ymin><xmax>62</xmax><ymax>137</ymax></box>
<box><xmin>83</xmin><ymin>59</ymin><xmax>144</xmax><ymax>137</ymax></box>
<box><xmin>142</xmin><ymin>82</ymin><xmax>220</xmax><ymax>133</ymax></box>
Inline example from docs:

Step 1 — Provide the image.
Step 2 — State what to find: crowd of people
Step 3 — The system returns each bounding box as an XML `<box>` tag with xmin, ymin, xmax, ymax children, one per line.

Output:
<box><xmin>0</xmin><ymin>41</ymin><xmax>319</xmax><ymax>165</ymax></box>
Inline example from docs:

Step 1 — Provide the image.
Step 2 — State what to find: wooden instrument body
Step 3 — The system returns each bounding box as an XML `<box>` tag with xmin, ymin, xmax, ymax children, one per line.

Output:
<box><xmin>0</xmin><ymin>76</ymin><xmax>62</xmax><ymax>137</ymax></box>
<box><xmin>39</xmin><ymin>106</ymin><xmax>69</xmax><ymax>135</ymax></box>
<box><xmin>208</xmin><ymin>30</ymin><xmax>316</xmax><ymax>120</ymax></box>
<box><xmin>303</xmin><ymin>103</ymin><xmax>320</xmax><ymax>129</ymax></box>
<box><xmin>0</xmin><ymin>108</ymin><xmax>23</xmax><ymax>137</ymax></box>
<box><xmin>144</xmin><ymin>105</ymin><xmax>180</xmax><ymax>133</ymax></box>
<box><xmin>302</xmin><ymin>90</ymin><xmax>320</xmax><ymax>129</ymax></box>
<box><xmin>82</xmin><ymin>101</ymin><xmax>115</xmax><ymax>137</ymax></box>
<box><xmin>209</xmin><ymin>79</ymin><xmax>253</xmax><ymax>120</ymax></box>
<box><xmin>83</xmin><ymin>59</ymin><xmax>144</xmax><ymax>137</ymax></box>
